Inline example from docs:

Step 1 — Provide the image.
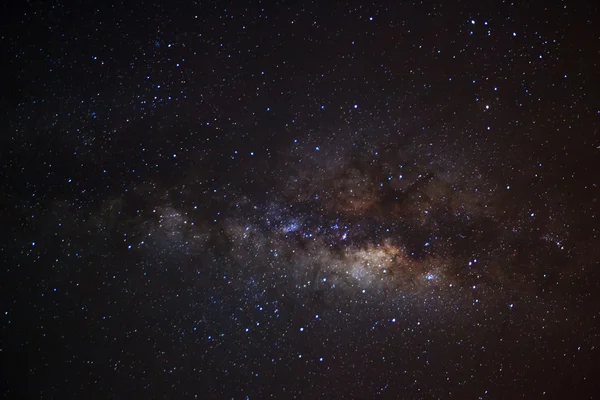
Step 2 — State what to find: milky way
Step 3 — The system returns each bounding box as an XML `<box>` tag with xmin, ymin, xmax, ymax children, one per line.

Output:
<box><xmin>105</xmin><ymin>133</ymin><xmax>579</xmax><ymax>302</ymax></box>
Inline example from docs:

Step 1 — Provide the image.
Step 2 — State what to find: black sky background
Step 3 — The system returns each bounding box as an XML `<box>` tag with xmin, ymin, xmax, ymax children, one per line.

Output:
<box><xmin>2</xmin><ymin>0</ymin><xmax>600</xmax><ymax>398</ymax></box>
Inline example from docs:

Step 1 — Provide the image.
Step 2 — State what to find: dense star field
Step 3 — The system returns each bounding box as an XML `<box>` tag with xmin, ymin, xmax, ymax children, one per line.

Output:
<box><xmin>2</xmin><ymin>1</ymin><xmax>600</xmax><ymax>398</ymax></box>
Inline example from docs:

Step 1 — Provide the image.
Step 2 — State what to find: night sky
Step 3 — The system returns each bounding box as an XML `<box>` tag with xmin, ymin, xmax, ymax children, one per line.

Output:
<box><xmin>2</xmin><ymin>1</ymin><xmax>600</xmax><ymax>398</ymax></box>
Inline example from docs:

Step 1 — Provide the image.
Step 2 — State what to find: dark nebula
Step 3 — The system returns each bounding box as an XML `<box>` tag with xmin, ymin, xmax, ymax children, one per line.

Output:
<box><xmin>2</xmin><ymin>1</ymin><xmax>600</xmax><ymax>398</ymax></box>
